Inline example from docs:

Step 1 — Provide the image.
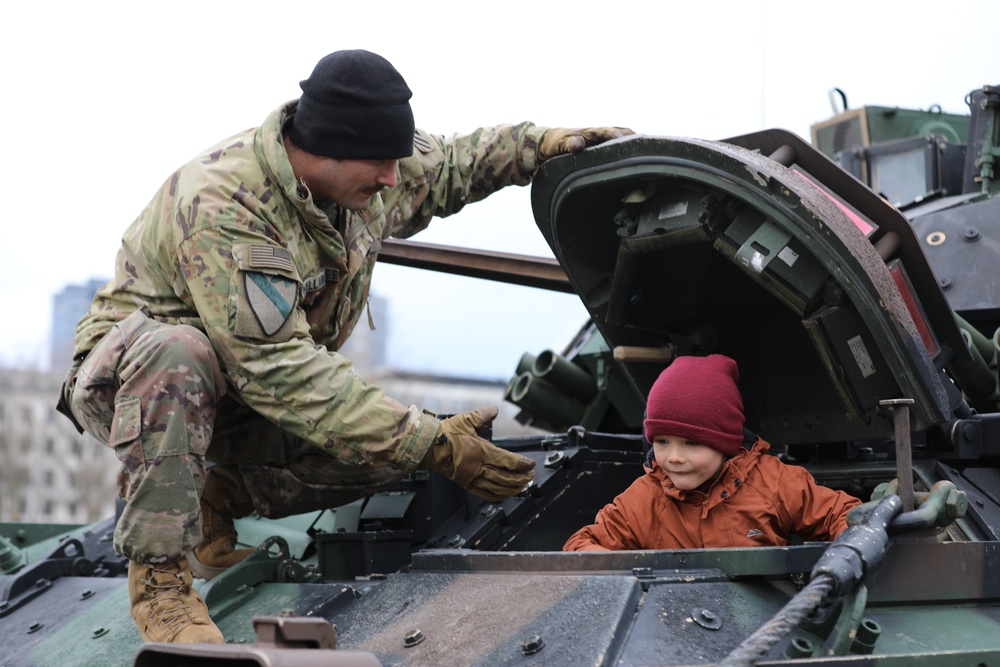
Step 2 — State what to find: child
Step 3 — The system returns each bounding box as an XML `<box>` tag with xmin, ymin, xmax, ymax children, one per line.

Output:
<box><xmin>563</xmin><ymin>354</ymin><xmax>861</xmax><ymax>551</ymax></box>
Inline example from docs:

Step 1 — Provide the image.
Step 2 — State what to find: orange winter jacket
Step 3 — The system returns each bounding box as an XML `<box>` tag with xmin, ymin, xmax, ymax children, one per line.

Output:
<box><xmin>563</xmin><ymin>437</ymin><xmax>861</xmax><ymax>551</ymax></box>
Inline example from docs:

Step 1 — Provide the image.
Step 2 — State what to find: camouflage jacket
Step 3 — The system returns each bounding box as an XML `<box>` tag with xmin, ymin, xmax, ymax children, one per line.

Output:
<box><xmin>74</xmin><ymin>101</ymin><xmax>547</xmax><ymax>470</ymax></box>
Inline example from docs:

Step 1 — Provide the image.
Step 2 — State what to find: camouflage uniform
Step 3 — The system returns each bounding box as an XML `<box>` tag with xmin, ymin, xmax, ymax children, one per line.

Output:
<box><xmin>61</xmin><ymin>101</ymin><xmax>547</xmax><ymax>563</ymax></box>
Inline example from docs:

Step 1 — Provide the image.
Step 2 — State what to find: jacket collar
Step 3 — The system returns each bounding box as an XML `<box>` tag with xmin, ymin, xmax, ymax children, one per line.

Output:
<box><xmin>253</xmin><ymin>101</ymin><xmax>387</xmax><ymax>256</ymax></box>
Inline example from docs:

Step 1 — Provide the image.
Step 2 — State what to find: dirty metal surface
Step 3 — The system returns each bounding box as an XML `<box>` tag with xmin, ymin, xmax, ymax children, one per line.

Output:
<box><xmin>332</xmin><ymin>571</ymin><xmax>639</xmax><ymax>667</ymax></box>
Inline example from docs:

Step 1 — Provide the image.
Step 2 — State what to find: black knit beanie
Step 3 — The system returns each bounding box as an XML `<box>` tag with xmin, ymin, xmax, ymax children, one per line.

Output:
<box><xmin>289</xmin><ymin>50</ymin><xmax>414</xmax><ymax>160</ymax></box>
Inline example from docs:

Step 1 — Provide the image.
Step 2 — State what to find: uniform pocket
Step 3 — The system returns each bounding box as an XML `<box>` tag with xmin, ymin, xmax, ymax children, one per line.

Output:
<box><xmin>109</xmin><ymin>397</ymin><xmax>142</xmax><ymax>447</ymax></box>
<box><xmin>108</xmin><ymin>397</ymin><xmax>146</xmax><ymax>499</ymax></box>
<box><xmin>70</xmin><ymin>327</ymin><xmax>127</xmax><ymax>445</ymax></box>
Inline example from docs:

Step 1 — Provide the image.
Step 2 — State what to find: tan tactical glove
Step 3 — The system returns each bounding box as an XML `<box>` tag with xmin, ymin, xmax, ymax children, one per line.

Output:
<box><xmin>422</xmin><ymin>406</ymin><xmax>536</xmax><ymax>501</ymax></box>
<box><xmin>537</xmin><ymin>127</ymin><xmax>634</xmax><ymax>163</ymax></box>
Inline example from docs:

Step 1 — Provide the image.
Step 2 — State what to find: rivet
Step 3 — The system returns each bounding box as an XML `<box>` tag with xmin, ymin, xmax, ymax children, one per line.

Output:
<box><xmin>27</xmin><ymin>622</ymin><xmax>42</xmax><ymax>634</ymax></box>
<box><xmin>235</xmin><ymin>585</ymin><xmax>249</xmax><ymax>595</ymax></box>
<box><xmin>964</xmin><ymin>228</ymin><xmax>981</xmax><ymax>242</ymax></box>
<box><xmin>964</xmin><ymin>423</ymin><xmax>980</xmax><ymax>441</ymax></box>
<box><xmin>480</xmin><ymin>505</ymin><xmax>498</xmax><ymax>518</ymax></box>
<box><xmin>80</xmin><ymin>590</ymin><xmax>95</xmax><ymax>600</ymax></box>
<box><xmin>516</xmin><ymin>481</ymin><xmax>536</xmax><ymax>498</ymax></box>
<box><xmin>403</xmin><ymin>628</ymin><xmax>425</xmax><ymax>648</ymax></box>
<box><xmin>520</xmin><ymin>634</ymin><xmax>545</xmax><ymax>656</ymax></box>
<box><xmin>544</xmin><ymin>451</ymin><xmax>566</xmax><ymax>468</ymax></box>
<box><xmin>91</xmin><ymin>627</ymin><xmax>109</xmax><ymax>638</ymax></box>
<box><xmin>691</xmin><ymin>607</ymin><xmax>722</xmax><ymax>630</ymax></box>
<box><xmin>447</xmin><ymin>535</ymin><xmax>465</xmax><ymax>548</ymax></box>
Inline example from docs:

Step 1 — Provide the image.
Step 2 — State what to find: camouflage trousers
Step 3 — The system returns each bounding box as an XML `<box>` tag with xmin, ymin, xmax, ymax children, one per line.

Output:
<box><xmin>64</xmin><ymin>309</ymin><xmax>408</xmax><ymax>564</ymax></box>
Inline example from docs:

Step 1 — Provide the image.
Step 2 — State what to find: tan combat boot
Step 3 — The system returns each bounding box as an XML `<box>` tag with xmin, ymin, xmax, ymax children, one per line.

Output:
<box><xmin>189</xmin><ymin>465</ymin><xmax>254</xmax><ymax>580</ymax></box>
<box><xmin>128</xmin><ymin>557</ymin><xmax>223</xmax><ymax>643</ymax></box>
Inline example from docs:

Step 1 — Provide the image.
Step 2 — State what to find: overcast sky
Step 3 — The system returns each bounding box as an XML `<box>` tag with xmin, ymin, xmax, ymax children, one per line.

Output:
<box><xmin>3</xmin><ymin>0</ymin><xmax>999</xmax><ymax>380</ymax></box>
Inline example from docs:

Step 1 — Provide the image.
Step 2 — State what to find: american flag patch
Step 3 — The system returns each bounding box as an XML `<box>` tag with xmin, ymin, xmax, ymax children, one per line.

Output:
<box><xmin>249</xmin><ymin>245</ymin><xmax>294</xmax><ymax>272</ymax></box>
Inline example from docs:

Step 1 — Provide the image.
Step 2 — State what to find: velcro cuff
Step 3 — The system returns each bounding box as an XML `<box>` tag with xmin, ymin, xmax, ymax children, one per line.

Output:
<box><xmin>397</xmin><ymin>411</ymin><xmax>441</xmax><ymax>470</ymax></box>
<box><xmin>520</xmin><ymin>124</ymin><xmax>548</xmax><ymax>177</ymax></box>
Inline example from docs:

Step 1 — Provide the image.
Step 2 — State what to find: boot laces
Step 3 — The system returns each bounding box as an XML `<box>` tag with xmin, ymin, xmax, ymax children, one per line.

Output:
<box><xmin>142</xmin><ymin>566</ymin><xmax>202</xmax><ymax>641</ymax></box>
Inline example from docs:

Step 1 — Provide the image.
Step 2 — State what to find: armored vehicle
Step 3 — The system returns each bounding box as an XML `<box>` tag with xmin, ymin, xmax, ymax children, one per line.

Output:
<box><xmin>4</xmin><ymin>86</ymin><xmax>1000</xmax><ymax>666</ymax></box>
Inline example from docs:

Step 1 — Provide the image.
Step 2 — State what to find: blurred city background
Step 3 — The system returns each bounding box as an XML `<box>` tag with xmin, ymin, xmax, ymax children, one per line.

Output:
<box><xmin>0</xmin><ymin>280</ymin><xmax>550</xmax><ymax>524</ymax></box>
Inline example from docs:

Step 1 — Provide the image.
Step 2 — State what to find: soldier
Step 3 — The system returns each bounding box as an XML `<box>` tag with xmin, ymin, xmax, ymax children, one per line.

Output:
<box><xmin>56</xmin><ymin>49</ymin><xmax>631</xmax><ymax>643</ymax></box>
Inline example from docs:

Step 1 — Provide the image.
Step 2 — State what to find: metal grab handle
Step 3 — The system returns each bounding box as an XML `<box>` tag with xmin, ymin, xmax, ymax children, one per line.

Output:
<box><xmin>849</xmin><ymin>480</ymin><xmax>968</xmax><ymax>535</ymax></box>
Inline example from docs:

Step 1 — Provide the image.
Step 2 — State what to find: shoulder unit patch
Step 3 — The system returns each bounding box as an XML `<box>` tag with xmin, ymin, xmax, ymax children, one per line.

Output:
<box><xmin>413</xmin><ymin>130</ymin><xmax>434</xmax><ymax>154</ymax></box>
<box><xmin>245</xmin><ymin>271</ymin><xmax>297</xmax><ymax>336</ymax></box>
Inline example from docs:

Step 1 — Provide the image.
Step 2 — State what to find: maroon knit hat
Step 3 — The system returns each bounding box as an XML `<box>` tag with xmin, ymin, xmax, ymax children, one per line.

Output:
<box><xmin>643</xmin><ymin>355</ymin><xmax>745</xmax><ymax>456</ymax></box>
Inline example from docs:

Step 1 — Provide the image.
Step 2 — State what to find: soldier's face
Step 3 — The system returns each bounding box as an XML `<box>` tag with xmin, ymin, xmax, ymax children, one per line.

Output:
<box><xmin>305</xmin><ymin>157</ymin><xmax>399</xmax><ymax>210</ymax></box>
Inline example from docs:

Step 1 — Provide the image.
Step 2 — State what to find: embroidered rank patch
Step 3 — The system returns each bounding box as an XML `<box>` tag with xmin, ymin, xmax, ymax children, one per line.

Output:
<box><xmin>413</xmin><ymin>130</ymin><xmax>433</xmax><ymax>154</ymax></box>
<box><xmin>245</xmin><ymin>271</ymin><xmax>297</xmax><ymax>335</ymax></box>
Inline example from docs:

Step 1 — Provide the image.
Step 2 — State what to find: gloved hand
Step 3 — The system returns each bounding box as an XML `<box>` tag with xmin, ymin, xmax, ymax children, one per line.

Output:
<box><xmin>422</xmin><ymin>406</ymin><xmax>536</xmax><ymax>501</ymax></box>
<box><xmin>537</xmin><ymin>127</ymin><xmax>634</xmax><ymax>163</ymax></box>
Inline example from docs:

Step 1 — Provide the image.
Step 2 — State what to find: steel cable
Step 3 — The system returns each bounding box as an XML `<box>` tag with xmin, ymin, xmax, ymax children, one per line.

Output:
<box><xmin>718</xmin><ymin>574</ymin><xmax>836</xmax><ymax>667</ymax></box>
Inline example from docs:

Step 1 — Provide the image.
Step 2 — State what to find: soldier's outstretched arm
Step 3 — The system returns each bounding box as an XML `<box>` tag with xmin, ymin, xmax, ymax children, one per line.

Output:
<box><xmin>383</xmin><ymin>123</ymin><xmax>633</xmax><ymax>238</ymax></box>
<box><xmin>421</xmin><ymin>406</ymin><xmax>536</xmax><ymax>501</ymax></box>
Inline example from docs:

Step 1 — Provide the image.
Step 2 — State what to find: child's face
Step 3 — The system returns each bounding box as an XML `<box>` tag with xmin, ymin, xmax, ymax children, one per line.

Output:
<box><xmin>652</xmin><ymin>435</ymin><xmax>726</xmax><ymax>490</ymax></box>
